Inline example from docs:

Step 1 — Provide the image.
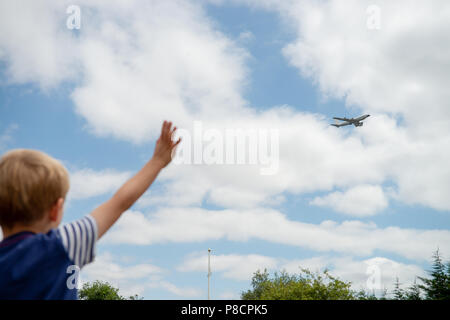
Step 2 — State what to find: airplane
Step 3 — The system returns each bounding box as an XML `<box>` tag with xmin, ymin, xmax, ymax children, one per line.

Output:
<box><xmin>331</xmin><ymin>114</ymin><xmax>370</xmax><ymax>128</ymax></box>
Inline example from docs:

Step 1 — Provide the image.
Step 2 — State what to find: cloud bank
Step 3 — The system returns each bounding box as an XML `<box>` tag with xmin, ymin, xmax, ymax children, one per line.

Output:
<box><xmin>104</xmin><ymin>209</ymin><xmax>450</xmax><ymax>261</ymax></box>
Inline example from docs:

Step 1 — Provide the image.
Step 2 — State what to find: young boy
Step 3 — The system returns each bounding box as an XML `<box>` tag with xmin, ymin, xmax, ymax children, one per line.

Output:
<box><xmin>0</xmin><ymin>121</ymin><xmax>181</xmax><ymax>299</ymax></box>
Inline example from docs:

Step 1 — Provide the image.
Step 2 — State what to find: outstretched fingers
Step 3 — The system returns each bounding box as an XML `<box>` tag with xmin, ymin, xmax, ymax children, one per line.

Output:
<box><xmin>170</xmin><ymin>126</ymin><xmax>182</xmax><ymax>149</ymax></box>
<box><xmin>173</xmin><ymin>137</ymin><xmax>182</xmax><ymax>148</ymax></box>
<box><xmin>161</xmin><ymin>121</ymin><xmax>173</xmax><ymax>143</ymax></box>
<box><xmin>159</xmin><ymin>120</ymin><xmax>182</xmax><ymax>149</ymax></box>
<box><xmin>170</xmin><ymin>126</ymin><xmax>177</xmax><ymax>141</ymax></box>
<box><xmin>161</xmin><ymin>120</ymin><xmax>167</xmax><ymax>137</ymax></box>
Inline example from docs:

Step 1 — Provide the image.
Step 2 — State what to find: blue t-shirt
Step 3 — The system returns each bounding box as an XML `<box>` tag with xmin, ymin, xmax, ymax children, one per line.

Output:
<box><xmin>0</xmin><ymin>216</ymin><xmax>98</xmax><ymax>300</ymax></box>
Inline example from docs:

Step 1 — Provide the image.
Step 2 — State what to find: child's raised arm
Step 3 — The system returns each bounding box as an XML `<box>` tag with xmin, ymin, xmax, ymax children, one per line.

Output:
<box><xmin>90</xmin><ymin>121</ymin><xmax>181</xmax><ymax>239</ymax></box>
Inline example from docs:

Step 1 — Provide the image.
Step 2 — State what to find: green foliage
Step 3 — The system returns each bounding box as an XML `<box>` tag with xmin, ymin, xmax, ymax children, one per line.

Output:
<box><xmin>403</xmin><ymin>279</ymin><xmax>422</xmax><ymax>300</ymax></box>
<box><xmin>78</xmin><ymin>280</ymin><xmax>142</xmax><ymax>300</ymax></box>
<box><xmin>417</xmin><ymin>249</ymin><xmax>450</xmax><ymax>300</ymax></box>
<box><xmin>79</xmin><ymin>281</ymin><xmax>123</xmax><ymax>300</ymax></box>
<box><xmin>241</xmin><ymin>268</ymin><xmax>355</xmax><ymax>300</ymax></box>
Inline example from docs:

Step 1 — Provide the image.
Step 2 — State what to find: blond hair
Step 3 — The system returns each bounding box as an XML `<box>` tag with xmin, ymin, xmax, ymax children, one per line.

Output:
<box><xmin>0</xmin><ymin>149</ymin><xmax>70</xmax><ymax>229</ymax></box>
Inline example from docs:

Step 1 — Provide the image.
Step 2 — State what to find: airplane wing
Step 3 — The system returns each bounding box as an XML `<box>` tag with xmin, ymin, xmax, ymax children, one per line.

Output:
<box><xmin>333</xmin><ymin>117</ymin><xmax>350</xmax><ymax>121</ymax></box>
<box><xmin>331</xmin><ymin>122</ymin><xmax>352</xmax><ymax>127</ymax></box>
<box><xmin>354</xmin><ymin>114</ymin><xmax>370</xmax><ymax>121</ymax></box>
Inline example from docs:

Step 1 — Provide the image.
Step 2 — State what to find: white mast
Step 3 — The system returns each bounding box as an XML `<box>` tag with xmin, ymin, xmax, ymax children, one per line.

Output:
<box><xmin>208</xmin><ymin>248</ymin><xmax>212</xmax><ymax>300</ymax></box>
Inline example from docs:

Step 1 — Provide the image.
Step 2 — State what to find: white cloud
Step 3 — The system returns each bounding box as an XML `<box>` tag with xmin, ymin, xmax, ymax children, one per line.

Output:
<box><xmin>218</xmin><ymin>291</ymin><xmax>240</xmax><ymax>300</ymax></box>
<box><xmin>238</xmin><ymin>30</ymin><xmax>254</xmax><ymax>42</ymax></box>
<box><xmin>310</xmin><ymin>184</ymin><xmax>389</xmax><ymax>216</ymax></box>
<box><xmin>81</xmin><ymin>252</ymin><xmax>164</xmax><ymax>297</ymax></box>
<box><xmin>70</xmin><ymin>0</ymin><xmax>250</xmax><ymax>143</ymax></box>
<box><xmin>104</xmin><ymin>208</ymin><xmax>450</xmax><ymax>261</ymax></box>
<box><xmin>68</xmin><ymin>168</ymin><xmax>132</xmax><ymax>200</ymax></box>
<box><xmin>178</xmin><ymin>252</ymin><xmax>278</xmax><ymax>281</ymax></box>
<box><xmin>82</xmin><ymin>252</ymin><xmax>163</xmax><ymax>282</ymax></box>
<box><xmin>0</xmin><ymin>1</ymin><xmax>79</xmax><ymax>89</ymax></box>
<box><xmin>154</xmin><ymin>281</ymin><xmax>202</xmax><ymax>298</ymax></box>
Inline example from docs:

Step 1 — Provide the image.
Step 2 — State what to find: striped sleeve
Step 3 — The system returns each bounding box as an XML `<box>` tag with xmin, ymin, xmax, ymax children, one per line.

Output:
<box><xmin>57</xmin><ymin>215</ymin><xmax>98</xmax><ymax>268</ymax></box>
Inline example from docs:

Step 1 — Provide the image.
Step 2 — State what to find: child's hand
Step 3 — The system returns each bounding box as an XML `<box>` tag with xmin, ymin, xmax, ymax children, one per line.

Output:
<box><xmin>151</xmin><ymin>121</ymin><xmax>181</xmax><ymax>168</ymax></box>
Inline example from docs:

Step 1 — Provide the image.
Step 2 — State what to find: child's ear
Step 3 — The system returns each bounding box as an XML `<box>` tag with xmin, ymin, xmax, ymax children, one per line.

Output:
<box><xmin>49</xmin><ymin>198</ymin><xmax>65</xmax><ymax>222</ymax></box>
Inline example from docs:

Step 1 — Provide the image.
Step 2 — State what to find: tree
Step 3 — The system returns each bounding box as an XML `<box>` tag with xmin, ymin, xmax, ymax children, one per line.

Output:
<box><xmin>403</xmin><ymin>278</ymin><xmax>422</xmax><ymax>300</ymax></box>
<box><xmin>79</xmin><ymin>281</ymin><xmax>123</xmax><ymax>300</ymax></box>
<box><xmin>354</xmin><ymin>289</ymin><xmax>378</xmax><ymax>300</ymax></box>
<box><xmin>241</xmin><ymin>268</ymin><xmax>355</xmax><ymax>300</ymax></box>
<box><xmin>447</xmin><ymin>261</ymin><xmax>450</xmax><ymax>296</ymax></box>
<box><xmin>418</xmin><ymin>249</ymin><xmax>450</xmax><ymax>300</ymax></box>
<box><xmin>78</xmin><ymin>280</ymin><xmax>142</xmax><ymax>300</ymax></box>
<box><xmin>241</xmin><ymin>269</ymin><xmax>270</xmax><ymax>300</ymax></box>
<box><xmin>392</xmin><ymin>277</ymin><xmax>405</xmax><ymax>300</ymax></box>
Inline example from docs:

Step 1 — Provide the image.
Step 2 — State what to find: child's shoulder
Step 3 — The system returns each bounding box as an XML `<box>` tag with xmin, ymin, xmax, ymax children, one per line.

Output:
<box><xmin>0</xmin><ymin>229</ymin><xmax>68</xmax><ymax>260</ymax></box>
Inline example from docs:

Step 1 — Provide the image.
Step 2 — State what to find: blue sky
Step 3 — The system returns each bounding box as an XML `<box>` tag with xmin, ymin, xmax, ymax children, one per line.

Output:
<box><xmin>1</xmin><ymin>0</ymin><xmax>449</xmax><ymax>299</ymax></box>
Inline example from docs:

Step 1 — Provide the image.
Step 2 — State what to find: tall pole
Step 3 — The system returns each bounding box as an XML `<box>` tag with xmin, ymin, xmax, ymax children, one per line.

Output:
<box><xmin>208</xmin><ymin>248</ymin><xmax>212</xmax><ymax>300</ymax></box>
